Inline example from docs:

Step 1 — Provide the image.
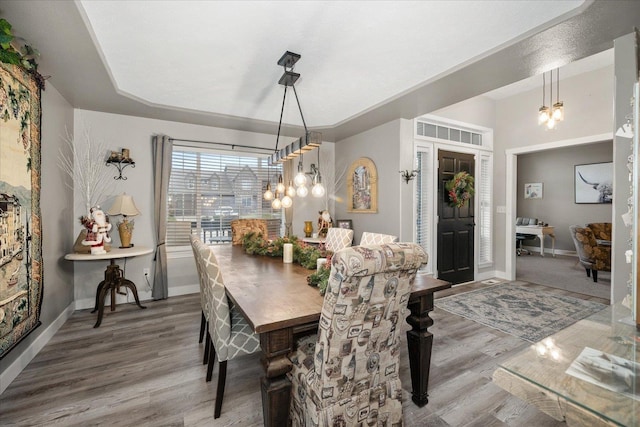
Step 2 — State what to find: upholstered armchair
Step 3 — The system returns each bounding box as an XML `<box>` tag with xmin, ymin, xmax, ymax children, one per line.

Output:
<box><xmin>586</xmin><ymin>222</ymin><xmax>612</xmax><ymax>242</ymax></box>
<box><xmin>324</xmin><ymin>227</ymin><xmax>354</xmax><ymax>252</ymax></box>
<box><xmin>360</xmin><ymin>232</ymin><xmax>398</xmax><ymax>246</ymax></box>
<box><xmin>288</xmin><ymin>243</ymin><xmax>428</xmax><ymax>426</ymax></box>
<box><xmin>569</xmin><ymin>225</ymin><xmax>611</xmax><ymax>283</ymax></box>
<box><xmin>192</xmin><ymin>237</ymin><xmax>261</xmax><ymax>418</ymax></box>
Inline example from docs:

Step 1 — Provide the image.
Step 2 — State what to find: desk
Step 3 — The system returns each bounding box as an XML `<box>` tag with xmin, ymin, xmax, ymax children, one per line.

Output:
<box><xmin>516</xmin><ymin>225</ymin><xmax>556</xmax><ymax>257</ymax></box>
<box><xmin>493</xmin><ymin>304</ymin><xmax>638</xmax><ymax>426</ymax></box>
<box><xmin>65</xmin><ymin>246</ymin><xmax>153</xmax><ymax>327</ymax></box>
<box><xmin>212</xmin><ymin>245</ymin><xmax>451</xmax><ymax>427</ymax></box>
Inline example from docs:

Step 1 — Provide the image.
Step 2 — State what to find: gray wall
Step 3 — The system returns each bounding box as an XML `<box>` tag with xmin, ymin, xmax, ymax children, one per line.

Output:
<box><xmin>517</xmin><ymin>141</ymin><xmax>613</xmax><ymax>251</ymax></box>
<box><xmin>72</xmin><ymin>110</ymin><xmax>333</xmax><ymax>304</ymax></box>
<box><xmin>1</xmin><ymin>83</ymin><xmax>75</xmax><ymax>380</ymax></box>
<box><xmin>334</xmin><ymin>120</ymin><xmax>402</xmax><ymax>245</ymax></box>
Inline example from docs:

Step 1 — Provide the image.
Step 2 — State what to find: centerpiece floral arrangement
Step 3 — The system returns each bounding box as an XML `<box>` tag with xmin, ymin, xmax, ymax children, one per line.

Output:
<box><xmin>445</xmin><ymin>171</ymin><xmax>475</xmax><ymax>208</ymax></box>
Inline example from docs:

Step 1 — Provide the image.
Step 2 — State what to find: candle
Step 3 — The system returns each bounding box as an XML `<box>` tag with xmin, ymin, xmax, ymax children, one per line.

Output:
<box><xmin>316</xmin><ymin>257</ymin><xmax>327</xmax><ymax>272</ymax></box>
<box><xmin>283</xmin><ymin>243</ymin><xmax>293</xmax><ymax>263</ymax></box>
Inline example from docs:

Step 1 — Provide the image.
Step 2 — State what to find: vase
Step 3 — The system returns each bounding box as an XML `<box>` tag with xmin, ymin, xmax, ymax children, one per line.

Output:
<box><xmin>304</xmin><ymin>221</ymin><xmax>313</xmax><ymax>238</ymax></box>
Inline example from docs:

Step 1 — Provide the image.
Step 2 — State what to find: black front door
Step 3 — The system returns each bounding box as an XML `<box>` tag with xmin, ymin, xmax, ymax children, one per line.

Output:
<box><xmin>437</xmin><ymin>150</ymin><xmax>475</xmax><ymax>284</ymax></box>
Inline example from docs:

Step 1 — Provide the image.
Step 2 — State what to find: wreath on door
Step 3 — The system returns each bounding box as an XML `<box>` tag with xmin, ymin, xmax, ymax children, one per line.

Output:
<box><xmin>445</xmin><ymin>171</ymin><xmax>475</xmax><ymax>208</ymax></box>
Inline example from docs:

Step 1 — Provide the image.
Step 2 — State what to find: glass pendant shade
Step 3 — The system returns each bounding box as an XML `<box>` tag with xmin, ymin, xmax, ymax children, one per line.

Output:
<box><xmin>271</xmin><ymin>198</ymin><xmax>282</xmax><ymax>209</ymax></box>
<box><xmin>296</xmin><ymin>185</ymin><xmax>309</xmax><ymax>197</ymax></box>
<box><xmin>546</xmin><ymin>117</ymin><xmax>556</xmax><ymax>130</ymax></box>
<box><xmin>263</xmin><ymin>184</ymin><xmax>274</xmax><ymax>201</ymax></box>
<box><xmin>312</xmin><ymin>182</ymin><xmax>325</xmax><ymax>198</ymax></box>
<box><xmin>286</xmin><ymin>182</ymin><xmax>296</xmax><ymax>197</ymax></box>
<box><xmin>552</xmin><ymin>102</ymin><xmax>564</xmax><ymax>121</ymax></box>
<box><xmin>538</xmin><ymin>106</ymin><xmax>550</xmax><ymax>124</ymax></box>
<box><xmin>276</xmin><ymin>174</ymin><xmax>285</xmax><ymax>194</ymax></box>
<box><xmin>281</xmin><ymin>195</ymin><xmax>293</xmax><ymax>208</ymax></box>
<box><xmin>294</xmin><ymin>171</ymin><xmax>307</xmax><ymax>187</ymax></box>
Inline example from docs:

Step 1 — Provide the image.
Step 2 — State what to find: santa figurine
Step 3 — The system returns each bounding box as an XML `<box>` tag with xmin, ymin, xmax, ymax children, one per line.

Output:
<box><xmin>80</xmin><ymin>206</ymin><xmax>112</xmax><ymax>255</ymax></box>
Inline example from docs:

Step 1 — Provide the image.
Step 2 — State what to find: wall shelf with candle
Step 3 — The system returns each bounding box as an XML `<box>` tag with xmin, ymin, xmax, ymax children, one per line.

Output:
<box><xmin>106</xmin><ymin>148</ymin><xmax>135</xmax><ymax>180</ymax></box>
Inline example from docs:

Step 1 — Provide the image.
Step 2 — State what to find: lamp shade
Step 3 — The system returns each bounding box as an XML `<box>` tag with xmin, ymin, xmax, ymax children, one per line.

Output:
<box><xmin>107</xmin><ymin>193</ymin><xmax>141</xmax><ymax>217</ymax></box>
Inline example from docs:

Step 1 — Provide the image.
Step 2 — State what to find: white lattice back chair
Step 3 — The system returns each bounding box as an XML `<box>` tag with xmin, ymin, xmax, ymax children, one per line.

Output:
<box><xmin>360</xmin><ymin>231</ymin><xmax>398</xmax><ymax>246</ymax></box>
<box><xmin>288</xmin><ymin>243</ymin><xmax>429</xmax><ymax>426</ymax></box>
<box><xmin>193</xmin><ymin>239</ymin><xmax>261</xmax><ymax>418</ymax></box>
<box><xmin>190</xmin><ymin>235</ymin><xmax>210</xmax><ymax>349</ymax></box>
<box><xmin>324</xmin><ymin>227</ymin><xmax>353</xmax><ymax>252</ymax></box>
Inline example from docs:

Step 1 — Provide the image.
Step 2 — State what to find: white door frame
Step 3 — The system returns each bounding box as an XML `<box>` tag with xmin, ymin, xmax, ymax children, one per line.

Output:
<box><xmin>504</xmin><ymin>132</ymin><xmax>612</xmax><ymax>281</ymax></box>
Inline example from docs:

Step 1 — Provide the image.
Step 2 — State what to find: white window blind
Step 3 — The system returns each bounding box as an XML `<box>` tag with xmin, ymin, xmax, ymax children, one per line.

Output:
<box><xmin>415</xmin><ymin>148</ymin><xmax>433</xmax><ymax>274</ymax></box>
<box><xmin>167</xmin><ymin>147</ymin><xmax>282</xmax><ymax>247</ymax></box>
<box><xmin>478</xmin><ymin>154</ymin><xmax>493</xmax><ymax>265</ymax></box>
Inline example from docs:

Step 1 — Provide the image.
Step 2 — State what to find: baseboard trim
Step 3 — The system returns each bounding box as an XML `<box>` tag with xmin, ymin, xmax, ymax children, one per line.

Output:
<box><xmin>523</xmin><ymin>246</ymin><xmax>577</xmax><ymax>257</ymax></box>
<box><xmin>0</xmin><ymin>301</ymin><xmax>75</xmax><ymax>395</ymax></box>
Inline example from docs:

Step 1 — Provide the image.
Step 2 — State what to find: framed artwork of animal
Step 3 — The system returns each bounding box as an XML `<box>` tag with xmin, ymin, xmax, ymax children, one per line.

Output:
<box><xmin>575</xmin><ymin>162</ymin><xmax>613</xmax><ymax>204</ymax></box>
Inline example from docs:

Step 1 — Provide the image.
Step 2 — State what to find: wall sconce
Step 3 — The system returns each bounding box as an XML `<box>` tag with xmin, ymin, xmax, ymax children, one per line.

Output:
<box><xmin>399</xmin><ymin>169</ymin><xmax>419</xmax><ymax>184</ymax></box>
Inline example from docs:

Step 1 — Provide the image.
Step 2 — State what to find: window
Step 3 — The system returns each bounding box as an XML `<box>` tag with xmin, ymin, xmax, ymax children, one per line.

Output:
<box><xmin>478</xmin><ymin>154</ymin><xmax>493</xmax><ymax>265</ymax></box>
<box><xmin>167</xmin><ymin>146</ymin><xmax>281</xmax><ymax>247</ymax></box>
<box><xmin>415</xmin><ymin>148</ymin><xmax>433</xmax><ymax>274</ymax></box>
<box><xmin>416</xmin><ymin>120</ymin><xmax>483</xmax><ymax>146</ymax></box>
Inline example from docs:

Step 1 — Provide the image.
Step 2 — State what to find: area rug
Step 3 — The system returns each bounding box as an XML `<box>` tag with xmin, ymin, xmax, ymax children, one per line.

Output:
<box><xmin>435</xmin><ymin>282</ymin><xmax>607</xmax><ymax>343</ymax></box>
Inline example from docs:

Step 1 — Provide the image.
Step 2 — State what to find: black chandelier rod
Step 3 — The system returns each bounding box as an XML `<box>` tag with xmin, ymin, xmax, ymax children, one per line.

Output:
<box><xmin>274</xmin><ymin>84</ymin><xmax>288</xmax><ymax>154</ymax></box>
<box><xmin>292</xmin><ymin>85</ymin><xmax>308</xmax><ymax>135</ymax></box>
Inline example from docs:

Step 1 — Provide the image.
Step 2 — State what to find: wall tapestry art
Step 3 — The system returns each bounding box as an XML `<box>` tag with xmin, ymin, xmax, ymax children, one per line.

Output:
<box><xmin>347</xmin><ymin>157</ymin><xmax>378</xmax><ymax>213</ymax></box>
<box><xmin>0</xmin><ymin>61</ymin><xmax>43</xmax><ymax>359</ymax></box>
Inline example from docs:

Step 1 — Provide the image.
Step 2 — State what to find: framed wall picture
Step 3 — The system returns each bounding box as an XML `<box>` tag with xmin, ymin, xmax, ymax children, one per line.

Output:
<box><xmin>575</xmin><ymin>162</ymin><xmax>613</xmax><ymax>204</ymax></box>
<box><xmin>336</xmin><ymin>219</ymin><xmax>353</xmax><ymax>229</ymax></box>
<box><xmin>347</xmin><ymin>157</ymin><xmax>378</xmax><ymax>213</ymax></box>
<box><xmin>0</xmin><ymin>62</ymin><xmax>43</xmax><ymax>359</ymax></box>
<box><xmin>524</xmin><ymin>183</ymin><xmax>543</xmax><ymax>199</ymax></box>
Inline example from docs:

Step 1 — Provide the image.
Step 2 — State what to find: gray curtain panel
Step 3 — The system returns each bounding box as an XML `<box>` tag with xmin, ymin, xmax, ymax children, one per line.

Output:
<box><xmin>151</xmin><ymin>135</ymin><xmax>172</xmax><ymax>300</ymax></box>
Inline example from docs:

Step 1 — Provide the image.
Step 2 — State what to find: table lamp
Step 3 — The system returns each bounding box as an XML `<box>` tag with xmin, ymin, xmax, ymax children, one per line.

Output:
<box><xmin>107</xmin><ymin>193</ymin><xmax>141</xmax><ymax>248</ymax></box>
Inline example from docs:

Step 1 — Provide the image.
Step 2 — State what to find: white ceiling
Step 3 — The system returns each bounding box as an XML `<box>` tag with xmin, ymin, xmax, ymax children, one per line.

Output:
<box><xmin>78</xmin><ymin>0</ymin><xmax>586</xmax><ymax>129</ymax></box>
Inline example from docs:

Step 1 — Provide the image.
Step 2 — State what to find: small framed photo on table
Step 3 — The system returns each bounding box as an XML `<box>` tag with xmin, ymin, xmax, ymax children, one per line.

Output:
<box><xmin>524</xmin><ymin>183</ymin><xmax>543</xmax><ymax>199</ymax></box>
<box><xmin>336</xmin><ymin>219</ymin><xmax>353</xmax><ymax>229</ymax></box>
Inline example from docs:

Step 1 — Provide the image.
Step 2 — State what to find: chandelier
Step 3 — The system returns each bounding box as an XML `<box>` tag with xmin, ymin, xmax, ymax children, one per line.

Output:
<box><xmin>537</xmin><ymin>68</ymin><xmax>564</xmax><ymax>130</ymax></box>
<box><xmin>263</xmin><ymin>51</ymin><xmax>324</xmax><ymax>208</ymax></box>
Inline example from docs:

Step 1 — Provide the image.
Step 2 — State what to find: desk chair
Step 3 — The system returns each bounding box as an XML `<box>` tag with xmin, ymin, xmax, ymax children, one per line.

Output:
<box><xmin>516</xmin><ymin>217</ymin><xmax>538</xmax><ymax>256</ymax></box>
<box><xmin>288</xmin><ymin>243</ymin><xmax>428</xmax><ymax>426</ymax></box>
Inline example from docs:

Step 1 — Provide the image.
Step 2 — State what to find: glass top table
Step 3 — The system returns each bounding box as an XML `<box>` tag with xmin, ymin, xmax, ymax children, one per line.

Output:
<box><xmin>494</xmin><ymin>304</ymin><xmax>638</xmax><ymax>426</ymax></box>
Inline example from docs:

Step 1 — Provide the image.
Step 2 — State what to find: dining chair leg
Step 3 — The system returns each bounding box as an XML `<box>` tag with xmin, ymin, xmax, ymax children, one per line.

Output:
<box><xmin>203</xmin><ymin>329</ymin><xmax>211</xmax><ymax>365</ymax></box>
<box><xmin>592</xmin><ymin>270</ymin><xmax>598</xmax><ymax>283</ymax></box>
<box><xmin>214</xmin><ymin>360</ymin><xmax>227</xmax><ymax>419</ymax></box>
<box><xmin>206</xmin><ymin>340</ymin><xmax>216</xmax><ymax>382</ymax></box>
<box><xmin>199</xmin><ymin>311</ymin><xmax>206</xmax><ymax>343</ymax></box>
<box><xmin>585</xmin><ymin>268</ymin><xmax>591</xmax><ymax>278</ymax></box>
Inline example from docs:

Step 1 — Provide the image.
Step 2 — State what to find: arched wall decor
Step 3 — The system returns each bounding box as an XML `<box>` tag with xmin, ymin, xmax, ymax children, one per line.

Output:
<box><xmin>347</xmin><ymin>157</ymin><xmax>378</xmax><ymax>213</ymax></box>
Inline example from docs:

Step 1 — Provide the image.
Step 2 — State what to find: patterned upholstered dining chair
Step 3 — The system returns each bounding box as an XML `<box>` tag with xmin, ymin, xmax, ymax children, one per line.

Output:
<box><xmin>288</xmin><ymin>243</ymin><xmax>428</xmax><ymax>426</ymax></box>
<box><xmin>323</xmin><ymin>227</ymin><xmax>354</xmax><ymax>252</ymax></box>
<box><xmin>569</xmin><ymin>225</ymin><xmax>611</xmax><ymax>283</ymax></box>
<box><xmin>359</xmin><ymin>231</ymin><xmax>398</xmax><ymax>246</ymax></box>
<box><xmin>192</xmin><ymin>237</ymin><xmax>261</xmax><ymax>418</ymax></box>
<box><xmin>190</xmin><ymin>235</ymin><xmax>211</xmax><ymax>364</ymax></box>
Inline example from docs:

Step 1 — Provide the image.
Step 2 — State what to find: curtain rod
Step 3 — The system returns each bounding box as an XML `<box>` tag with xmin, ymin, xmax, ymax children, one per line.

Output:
<box><xmin>169</xmin><ymin>138</ymin><xmax>275</xmax><ymax>153</ymax></box>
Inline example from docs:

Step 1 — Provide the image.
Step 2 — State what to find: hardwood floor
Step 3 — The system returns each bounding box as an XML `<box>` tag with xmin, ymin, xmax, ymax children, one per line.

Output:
<box><xmin>0</xmin><ymin>282</ymin><xmax>607</xmax><ymax>426</ymax></box>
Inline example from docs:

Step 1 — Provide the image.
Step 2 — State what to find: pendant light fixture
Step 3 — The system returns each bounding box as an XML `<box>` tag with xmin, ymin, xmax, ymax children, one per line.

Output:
<box><xmin>537</xmin><ymin>68</ymin><xmax>564</xmax><ymax>130</ymax></box>
<box><xmin>263</xmin><ymin>51</ymin><xmax>324</xmax><ymax>207</ymax></box>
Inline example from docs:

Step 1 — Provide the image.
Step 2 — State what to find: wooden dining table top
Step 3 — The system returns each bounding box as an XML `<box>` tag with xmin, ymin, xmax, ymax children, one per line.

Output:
<box><xmin>211</xmin><ymin>245</ymin><xmax>450</xmax><ymax>334</ymax></box>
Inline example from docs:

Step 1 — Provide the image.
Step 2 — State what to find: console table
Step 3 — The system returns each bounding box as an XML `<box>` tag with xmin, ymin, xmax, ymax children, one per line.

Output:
<box><xmin>65</xmin><ymin>246</ymin><xmax>153</xmax><ymax>327</ymax></box>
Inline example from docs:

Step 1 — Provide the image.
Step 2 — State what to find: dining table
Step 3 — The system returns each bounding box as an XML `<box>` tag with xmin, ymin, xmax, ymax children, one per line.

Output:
<box><xmin>212</xmin><ymin>244</ymin><xmax>451</xmax><ymax>427</ymax></box>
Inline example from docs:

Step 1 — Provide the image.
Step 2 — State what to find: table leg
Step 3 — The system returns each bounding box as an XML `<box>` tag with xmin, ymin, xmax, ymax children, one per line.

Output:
<box><xmin>119</xmin><ymin>278</ymin><xmax>146</xmax><ymax>309</ymax></box>
<box><xmin>259</xmin><ymin>329</ymin><xmax>293</xmax><ymax>427</ymax></box>
<box><xmin>406</xmin><ymin>293</ymin><xmax>435</xmax><ymax>406</ymax></box>
<box><xmin>540</xmin><ymin>235</ymin><xmax>545</xmax><ymax>257</ymax></box>
<box><xmin>93</xmin><ymin>260</ymin><xmax>145</xmax><ymax>328</ymax></box>
<box><xmin>91</xmin><ymin>280</ymin><xmax>106</xmax><ymax>313</ymax></box>
<box><xmin>551</xmin><ymin>234</ymin><xmax>556</xmax><ymax>257</ymax></box>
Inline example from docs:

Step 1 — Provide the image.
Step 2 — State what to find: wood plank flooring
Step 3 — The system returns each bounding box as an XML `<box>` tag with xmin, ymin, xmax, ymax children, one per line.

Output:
<box><xmin>0</xmin><ymin>281</ymin><xmax>608</xmax><ymax>426</ymax></box>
